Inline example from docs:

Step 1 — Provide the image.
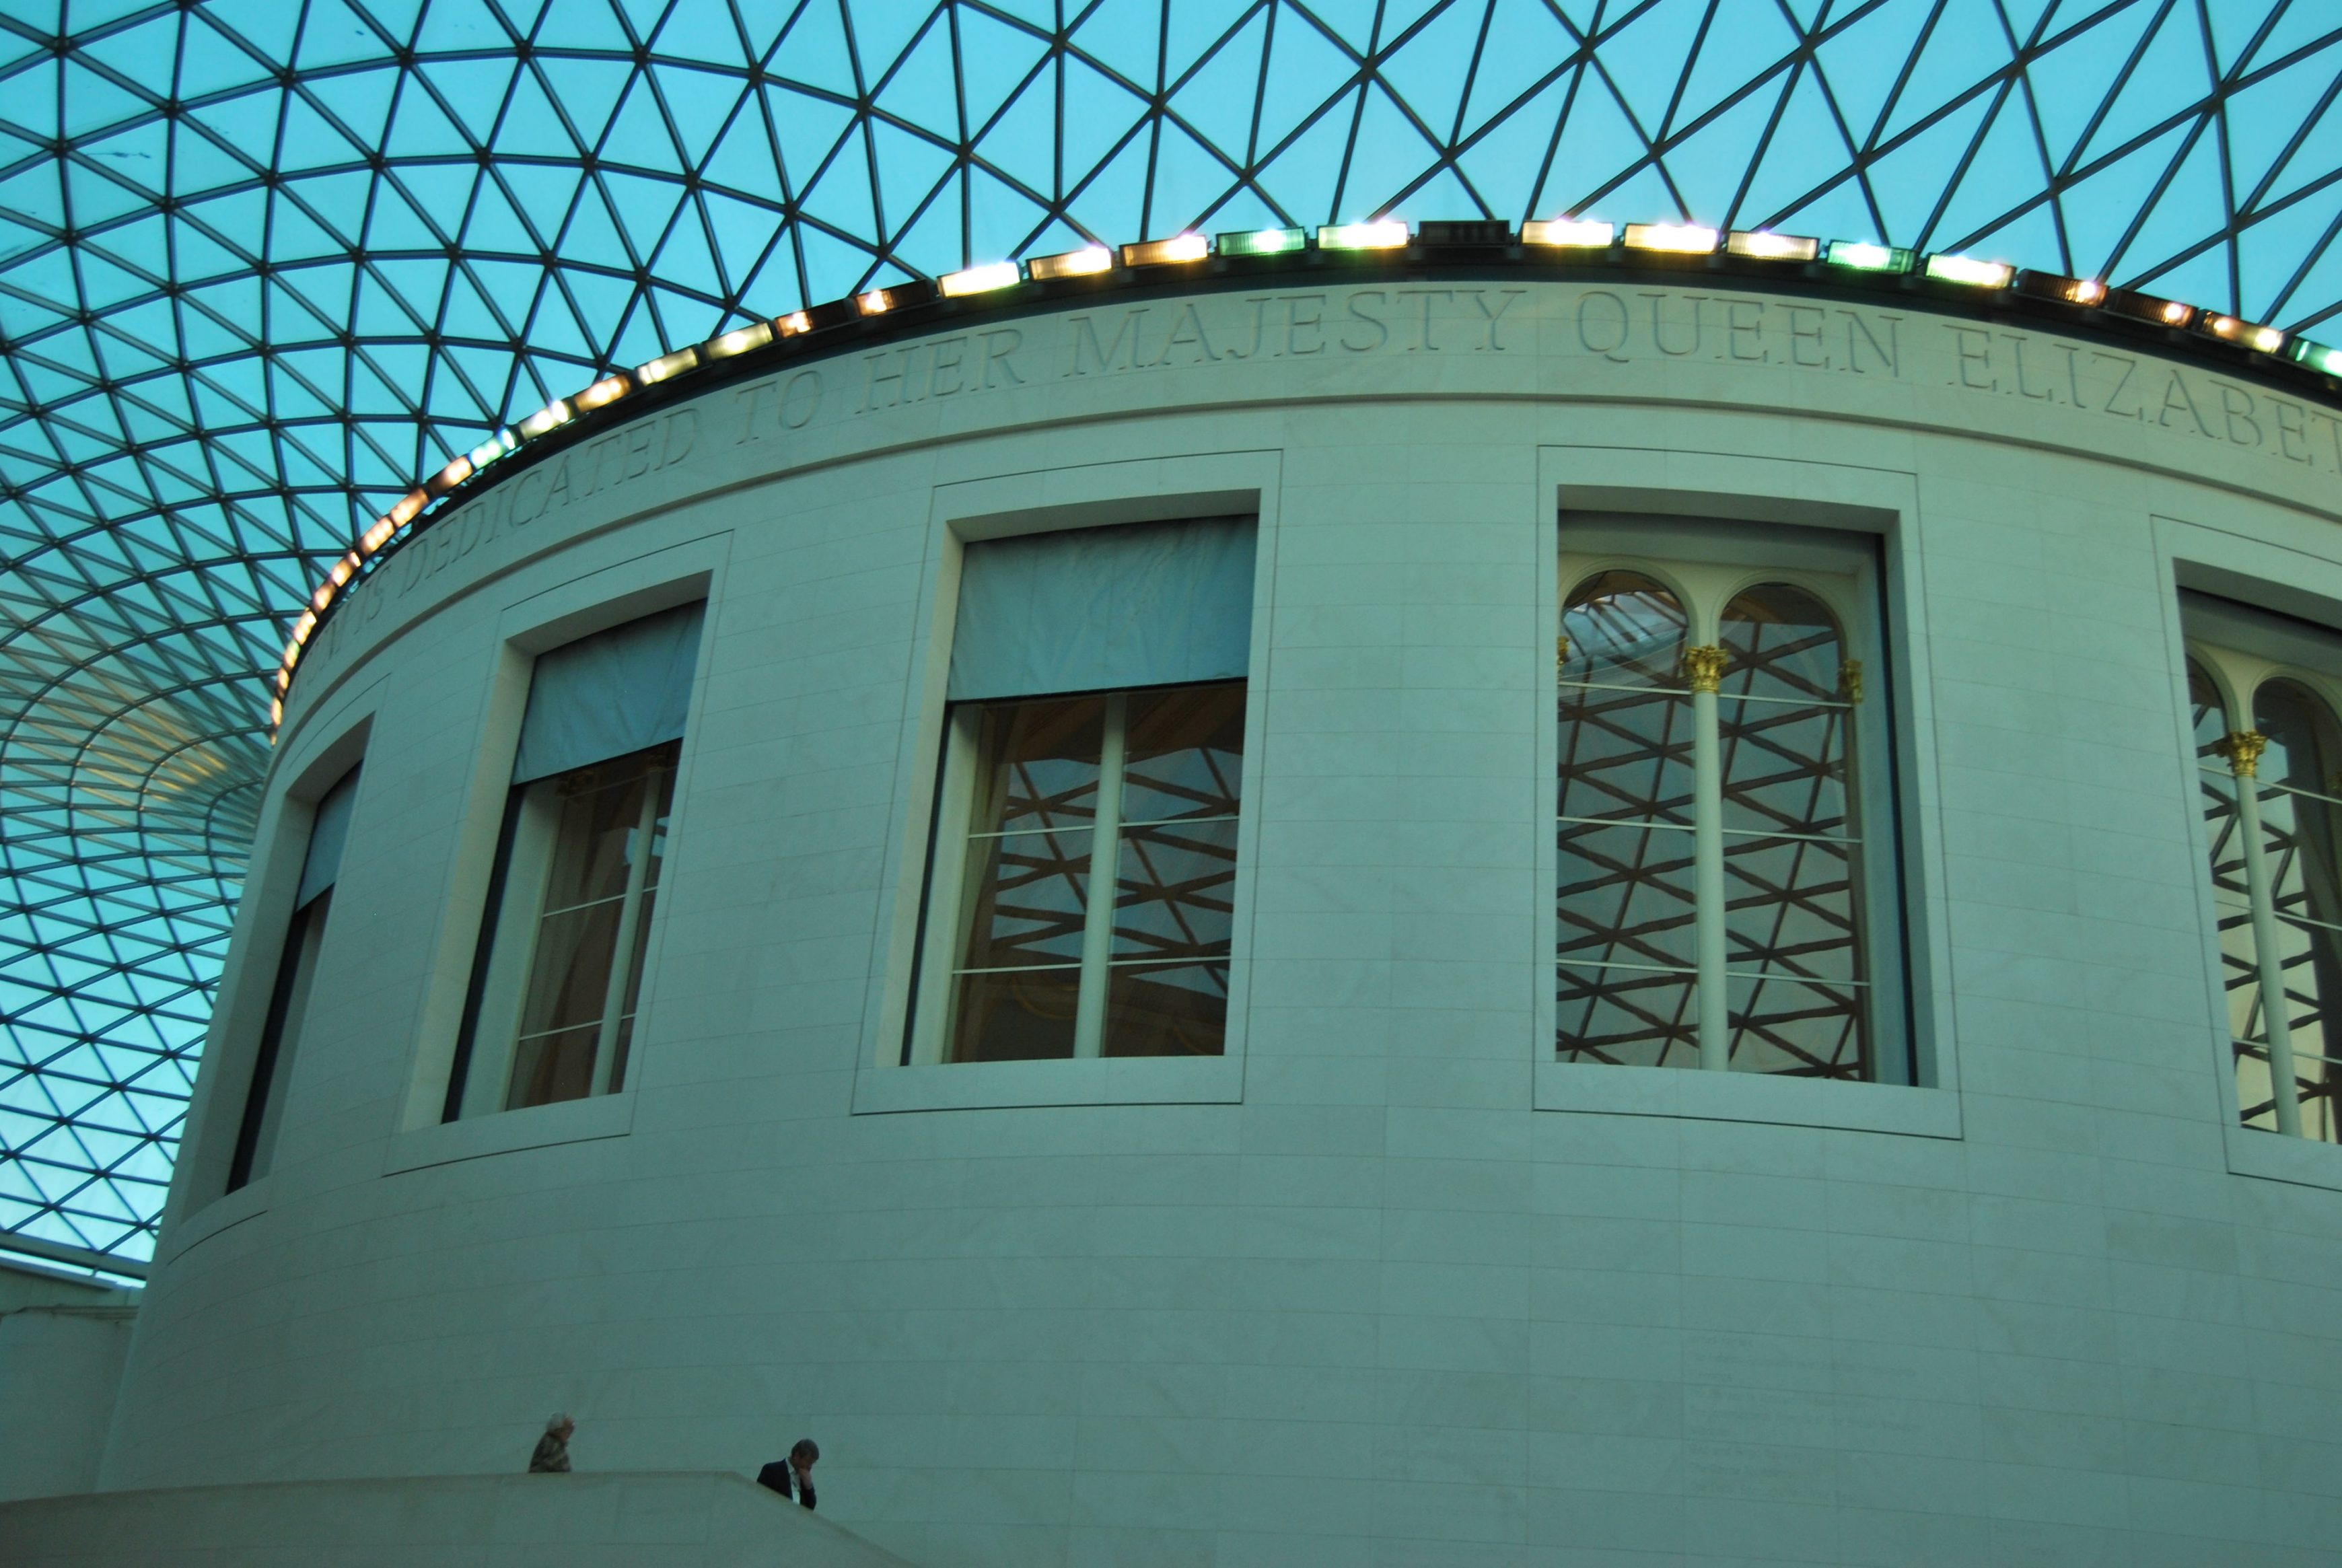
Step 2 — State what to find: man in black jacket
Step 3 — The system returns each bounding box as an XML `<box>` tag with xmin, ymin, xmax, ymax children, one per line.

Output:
<box><xmin>756</xmin><ymin>1437</ymin><xmax>818</xmax><ymax>1508</ymax></box>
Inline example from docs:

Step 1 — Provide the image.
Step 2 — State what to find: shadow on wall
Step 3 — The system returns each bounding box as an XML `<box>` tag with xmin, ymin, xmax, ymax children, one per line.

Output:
<box><xmin>0</xmin><ymin>1470</ymin><xmax>919</xmax><ymax>1567</ymax></box>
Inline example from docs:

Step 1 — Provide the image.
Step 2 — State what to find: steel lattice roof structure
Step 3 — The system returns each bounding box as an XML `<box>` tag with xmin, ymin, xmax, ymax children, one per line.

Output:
<box><xmin>2</xmin><ymin>0</ymin><xmax>2338</xmax><ymax>1274</ymax></box>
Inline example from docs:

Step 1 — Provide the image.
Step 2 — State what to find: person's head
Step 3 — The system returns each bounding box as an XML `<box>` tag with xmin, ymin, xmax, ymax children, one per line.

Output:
<box><xmin>547</xmin><ymin>1413</ymin><xmax>574</xmax><ymax>1440</ymax></box>
<box><xmin>790</xmin><ymin>1437</ymin><xmax>818</xmax><ymax>1474</ymax></box>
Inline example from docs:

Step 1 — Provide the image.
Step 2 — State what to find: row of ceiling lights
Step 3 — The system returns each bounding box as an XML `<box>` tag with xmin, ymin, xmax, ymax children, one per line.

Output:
<box><xmin>270</xmin><ymin>217</ymin><xmax>2337</xmax><ymax>728</ymax></box>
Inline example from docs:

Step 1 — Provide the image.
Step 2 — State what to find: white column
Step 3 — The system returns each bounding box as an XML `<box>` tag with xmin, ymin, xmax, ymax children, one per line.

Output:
<box><xmin>1073</xmin><ymin>694</ymin><xmax>1129</xmax><ymax>1058</ymax></box>
<box><xmin>2225</xmin><ymin>729</ymin><xmax>2303</xmax><ymax>1137</ymax></box>
<box><xmin>1686</xmin><ymin>645</ymin><xmax>1730</xmax><ymax>1073</ymax></box>
<box><xmin>593</xmin><ymin>767</ymin><xmax>666</xmax><ymax>1094</ymax></box>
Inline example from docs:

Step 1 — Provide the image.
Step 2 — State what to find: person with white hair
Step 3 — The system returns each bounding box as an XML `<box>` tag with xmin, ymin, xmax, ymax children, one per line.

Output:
<box><xmin>528</xmin><ymin>1413</ymin><xmax>575</xmax><ymax>1473</ymax></box>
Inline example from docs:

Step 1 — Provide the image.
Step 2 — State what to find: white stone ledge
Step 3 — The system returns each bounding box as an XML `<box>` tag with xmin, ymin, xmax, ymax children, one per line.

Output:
<box><xmin>2224</xmin><ymin>1120</ymin><xmax>2342</xmax><ymax>1191</ymax></box>
<box><xmin>157</xmin><ymin>1177</ymin><xmax>270</xmax><ymax>1266</ymax></box>
<box><xmin>1534</xmin><ymin>1059</ymin><xmax>1962</xmax><ymax>1138</ymax></box>
<box><xmin>382</xmin><ymin>1091</ymin><xmax>633</xmax><ymax>1174</ymax></box>
<box><xmin>852</xmin><ymin>1055</ymin><xmax>1242</xmax><ymax>1114</ymax></box>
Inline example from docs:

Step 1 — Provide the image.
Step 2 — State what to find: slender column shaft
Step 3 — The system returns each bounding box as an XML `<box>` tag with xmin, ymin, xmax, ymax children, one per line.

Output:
<box><xmin>593</xmin><ymin>767</ymin><xmax>664</xmax><ymax>1094</ymax></box>
<box><xmin>2226</xmin><ymin>731</ymin><xmax>2302</xmax><ymax>1137</ymax></box>
<box><xmin>1687</xmin><ymin>646</ymin><xmax>1730</xmax><ymax>1073</ymax></box>
<box><xmin>1073</xmin><ymin>694</ymin><xmax>1129</xmax><ymax>1058</ymax></box>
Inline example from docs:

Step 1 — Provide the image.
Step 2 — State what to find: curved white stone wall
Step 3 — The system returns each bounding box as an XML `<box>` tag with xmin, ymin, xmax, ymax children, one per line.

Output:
<box><xmin>112</xmin><ymin>281</ymin><xmax>2342</xmax><ymax>1565</ymax></box>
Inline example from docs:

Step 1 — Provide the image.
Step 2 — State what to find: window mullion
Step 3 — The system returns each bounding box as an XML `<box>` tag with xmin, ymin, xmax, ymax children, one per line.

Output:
<box><xmin>1072</xmin><ymin>693</ymin><xmax>1129</xmax><ymax>1058</ymax></box>
<box><xmin>1687</xmin><ymin>645</ymin><xmax>1731</xmax><ymax>1073</ymax></box>
<box><xmin>2224</xmin><ymin>732</ymin><xmax>2305</xmax><ymax>1136</ymax></box>
<box><xmin>590</xmin><ymin>770</ymin><xmax>664</xmax><ymax>1094</ymax></box>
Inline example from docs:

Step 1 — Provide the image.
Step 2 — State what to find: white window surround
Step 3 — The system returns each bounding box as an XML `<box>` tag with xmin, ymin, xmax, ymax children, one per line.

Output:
<box><xmin>854</xmin><ymin>458</ymin><xmax>1278</xmax><ymax>1115</ymax></box>
<box><xmin>2164</xmin><ymin>520</ymin><xmax>2342</xmax><ymax>1194</ymax></box>
<box><xmin>2181</xmin><ymin>596</ymin><xmax>2342</xmax><ymax>1148</ymax></box>
<box><xmin>392</xmin><ymin>534</ymin><xmax>727</xmax><ymax>1156</ymax></box>
<box><xmin>1534</xmin><ymin>452</ymin><xmax>1958</xmax><ymax>1139</ymax></box>
<box><xmin>164</xmin><ymin>701</ymin><xmax>376</xmax><ymax>1244</ymax></box>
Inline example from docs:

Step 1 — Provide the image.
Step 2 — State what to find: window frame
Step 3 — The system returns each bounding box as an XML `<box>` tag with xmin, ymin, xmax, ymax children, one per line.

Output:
<box><xmin>1553</xmin><ymin>534</ymin><xmax>1911</xmax><ymax>1084</ymax></box>
<box><xmin>904</xmin><ymin>679</ymin><xmax>1248</xmax><ymax>1067</ymax></box>
<box><xmin>443</xmin><ymin>739</ymin><xmax>682</xmax><ymax>1120</ymax></box>
<box><xmin>1533</xmin><ymin>488</ymin><xmax>1953</xmax><ymax>1141</ymax></box>
<box><xmin>2180</xmin><ymin>594</ymin><xmax>2342</xmax><ymax>1145</ymax></box>
<box><xmin>854</xmin><ymin>464</ymin><xmax>1277</xmax><ymax>1115</ymax></box>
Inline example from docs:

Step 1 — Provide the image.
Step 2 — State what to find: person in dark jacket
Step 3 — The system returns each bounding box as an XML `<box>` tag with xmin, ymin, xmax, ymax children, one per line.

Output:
<box><xmin>756</xmin><ymin>1437</ymin><xmax>818</xmax><ymax>1508</ymax></box>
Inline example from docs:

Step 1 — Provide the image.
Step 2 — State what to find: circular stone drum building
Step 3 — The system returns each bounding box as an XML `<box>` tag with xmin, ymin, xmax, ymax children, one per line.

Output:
<box><xmin>103</xmin><ymin>250</ymin><xmax>2342</xmax><ymax>1564</ymax></box>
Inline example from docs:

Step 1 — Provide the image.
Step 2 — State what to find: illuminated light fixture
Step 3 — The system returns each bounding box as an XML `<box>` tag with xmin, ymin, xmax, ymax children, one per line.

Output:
<box><xmin>1317</xmin><ymin>220</ymin><xmax>1409</xmax><ymax>250</ymax></box>
<box><xmin>1923</xmin><ymin>253</ymin><xmax>2014</xmax><ymax>287</ymax></box>
<box><xmin>1028</xmin><ymin>246</ymin><xmax>1114</xmax><ymax>280</ymax></box>
<box><xmin>2203</xmin><ymin>314</ymin><xmax>2286</xmax><ymax>354</ymax></box>
<box><xmin>289</xmin><ymin>608</ymin><xmax>318</xmax><ymax>646</ymax></box>
<box><xmin>361</xmin><ymin>514</ymin><xmax>398</xmax><ymax>552</ymax></box>
<box><xmin>1822</xmin><ymin>240</ymin><xmax>1912</xmax><ymax>272</ymax></box>
<box><xmin>468</xmin><ymin>429</ymin><xmax>518</xmax><ymax>468</ymax></box>
<box><xmin>1623</xmin><ymin>223</ymin><xmax>1719</xmax><ymax>254</ymax></box>
<box><xmin>941</xmin><ymin>260</ymin><xmax>1021</xmax><ymax>296</ymax></box>
<box><xmin>1121</xmin><ymin>234</ymin><xmax>1211</xmax><ymax>267</ymax></box>
<box><xmin>2291</xmin><ymin>338</ymin><xmax>2342</xmax><ymax>377</ymax></box>
<box><xmin>2104</xmin><ymin>289</ymin><xmax>2193</xmax><ymax>328</ymax></box>
<box><xmin>426</xmin><ymin>454</ymin><xmax>473</xmax><ymax>495</ymax></box>
<box><xmin>633</xmin><ymin>346</ymin><xmax>700</xmax><ymax>384</ymax></box>
<box><xmin>857</xmin><ymin>287</ymin><xmax>895</xmax><ymax>316</ymax></box>
<box><xmin>516</xmin><ymin>398</ymin><xmax>571</xmax><ymax>439</ymax></box>
<box><xmin>773</xmin><ymin>311</ymin><xmax>813</xmax><ymax>337</ymax></box>
<box><xmin>1522</xmin><ymin>217</ymin><xmax>1614</xmax><ymax>248</ymax></box>
<box><xmin>573</xmin><ymin>375</ymin><xmax>629</xmax><ymax>411</ymax></box>
<box><xmin>1217</xmin><ymin>226</ymin><xmax>1306</xmax><ymax>257</ymax></box>
<box><xmin>270</xmin><ymin>697</ymin><xmax>283</xmax><ymax>727</ymax></box>
<box><xmin>709</xmin><ymin>321</ymin><xmax>775</xmax><ymax>357</ymax></box>
<box><xmin>328</xmin><ymin>550</ymin><xmax>359</xmax><ymax>589</ymax></box>
<box><xmin>386</xmin><ymin>489</ymin><xmax>427</xmax><ymax>528</ymax></box>
<box><xmin>2014</xmin><ymin>270</ymin><xmax>2106</xmax><ymax>307</ymax></box>
<box><xmin>1726</xmin><ymin>229</ymin><xmax>1818</xmax><ymax>262</ymax></box>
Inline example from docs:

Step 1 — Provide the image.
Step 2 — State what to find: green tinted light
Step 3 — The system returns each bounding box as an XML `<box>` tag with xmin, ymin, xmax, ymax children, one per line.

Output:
<box><xmin>2294</xmin><ymin>338</ymin><xmax>2342</xmax><ymax>377</ymax></box>
<box><xmin>1218</xmin><ymin>226</ymin><xmax>1306</xmax><ymax>257</ymax></box>
<box><xmin>1824</xmin><ymin>240</ymin><xmax>1913</xmax><ymax>272</ymax></box>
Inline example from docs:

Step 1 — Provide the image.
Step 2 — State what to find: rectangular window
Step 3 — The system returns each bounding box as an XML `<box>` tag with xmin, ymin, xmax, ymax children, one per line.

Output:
<box><xmin>906</xmin><ymin>517</ymin><xmax>1256</xmax><ymax>1064</ymax></box>
<box><xmin>445</xmin><ymin>604</ymin><xmax>702</xmax><ymax>1118</ymax></box>
<box><xmin>919</xmin><ymin>682</ymin><xmax>1244</xmax><ymax>1061</ymax></box>
<box><xmin>1556</xmin><ymin>526</ymin><xmax>1907</xmax><ymax>1080</ymax></box>
<box><xmin>2183</xmin><ymin>592</ymin><xmax>2342</xmax><ymax>1143</ymax></box>
<box><xmin>227</xmin><ymin>764</ymin><xmax>359</xmax><ymax>1190</ymax></box>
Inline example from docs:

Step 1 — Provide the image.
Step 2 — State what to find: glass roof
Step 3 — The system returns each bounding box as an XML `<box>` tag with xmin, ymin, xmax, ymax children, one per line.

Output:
<box><xmin>3</xmin><ymin>0</ymin><xmax>2338</xmax><ymax>1273</ymax></box>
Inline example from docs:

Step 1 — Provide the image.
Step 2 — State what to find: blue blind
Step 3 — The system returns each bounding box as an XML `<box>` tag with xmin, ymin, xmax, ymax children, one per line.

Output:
<box><xmin>512</xmin><ymin>602</ymin><xmax>705</xmax><ymax>784</ymax></box>
<box><xmin>948</xmin><ymin>518</ymin><xmax>1255</xmax><ymax>701</ymax></box>
<box><xmin>293</xmin><ymin>766</ymin><xmax>360</xmax><ymax>909</ymax></box>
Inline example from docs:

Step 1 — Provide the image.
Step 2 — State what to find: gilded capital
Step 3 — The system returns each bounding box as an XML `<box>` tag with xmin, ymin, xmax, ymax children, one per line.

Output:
<box><xmin>2219</xmin><ymin>729</ymin><xmax>2268</xmax><ymax>778</ymax></box>
<box><xmin>1682</xmin><ymin>644</ymin><xmax>1728</xmax><ymax>694</ymax></box>
<box><xmin>1839</xmin><ymin>658</ymin><xmax>1864</xmax><ymax>704</ymax></box>
<box><xmin>1556</xmin><ymin>634</ymin><xmax>1570</xmax><ymax>676</ymax></box>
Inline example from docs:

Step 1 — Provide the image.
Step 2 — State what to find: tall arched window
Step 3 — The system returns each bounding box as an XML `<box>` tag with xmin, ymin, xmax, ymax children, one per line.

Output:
<box><xmin>1559</xmin><ymin>538</ymin><xmax>1903</xmax><ymax>1081</ymax></box>
<box><xmin>1557</xmin><ymin>572</ymin><xmax>1696</xmax><ymax>1067</ymax></box>
<box><xmin>2248</xmin><ymin>679</ymin><xmax>2342</xmax><ymax>1137</ymax></box>
<box><xmin>1715</xmin><ymin>585</ymin><xmax>1868</xmax><ymax>1077</ymax></box>
<box><xmin>2186</xmin><ymin>595</ymin><xmax>2342</xmax><ymax>1144</ymax></box>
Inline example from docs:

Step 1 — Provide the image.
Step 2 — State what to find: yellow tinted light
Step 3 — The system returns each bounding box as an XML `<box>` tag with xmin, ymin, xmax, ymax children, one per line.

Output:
<box><xmin>1029</xmin><ymin>246</ymin><xmax>1114</xmax><ymax>279</ymax></box>
<box><xmin>940</xmin><ymin>261</ymin><xmax>1021</xmax><ymax>296</ymax></box>
<box><xmin>1623</xmin><ymin>223</ymin><xmax>1718</xmax><ymax>254</ymax></box>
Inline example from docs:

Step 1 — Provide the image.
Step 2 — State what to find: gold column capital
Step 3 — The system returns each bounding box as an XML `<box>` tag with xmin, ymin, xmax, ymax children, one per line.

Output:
<box><xmin>2219</xmin><ymin>729</ymin><xmax>2269</xmax><ymax>777</ymax></box>
<box><xmin>1557</xmin><ymin>634</ymin><xmax>1570</xmax><ymax>676</ymax></box>
<box><xmin>1682</xmin><ymin>645</ymin><xmax>1727</xmax><ymax>694</ymax></box>
<box><xmin>1839</xmin><ymin>659</ymin><xmax>1864</xmax><ymax>704</ymax></box>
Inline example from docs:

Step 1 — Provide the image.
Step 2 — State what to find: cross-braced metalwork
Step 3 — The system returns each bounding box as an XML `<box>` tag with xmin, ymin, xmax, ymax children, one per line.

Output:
<box><xmin>6</xmin><ymin>0</ymin><xmax>2341</xmax><ymax>1266</ymax></box>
